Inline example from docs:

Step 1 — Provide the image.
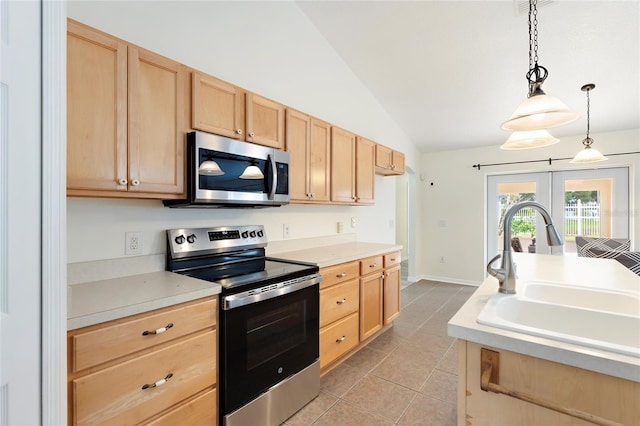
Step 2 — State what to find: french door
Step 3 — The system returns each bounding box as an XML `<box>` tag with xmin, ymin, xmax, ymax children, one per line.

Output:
<box><xmin>487</xmin><ymin>167</ymin><xmax>629</xmax><ymax>263</ymax></box>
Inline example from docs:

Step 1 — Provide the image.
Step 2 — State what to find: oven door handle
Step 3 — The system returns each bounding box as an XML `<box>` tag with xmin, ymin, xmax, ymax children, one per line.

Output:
<box><xmin>222</xmin><ymin>274</ymin><xmax>322</xmax><ymax>310</ymax></box>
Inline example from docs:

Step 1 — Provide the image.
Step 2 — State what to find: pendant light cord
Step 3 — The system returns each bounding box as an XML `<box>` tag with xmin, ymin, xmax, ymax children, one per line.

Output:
<box><xmin>581</xmin><ymin>84</ymin><xmax>595</xmax><ymax>147</ymax></box>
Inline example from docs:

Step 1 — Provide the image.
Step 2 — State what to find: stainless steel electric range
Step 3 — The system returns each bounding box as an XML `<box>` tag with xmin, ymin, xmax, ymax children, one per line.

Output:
<box><xmin>166</xmin><ymin>225</ymin><xmax>321</xmax><ymax>426</ymax></box>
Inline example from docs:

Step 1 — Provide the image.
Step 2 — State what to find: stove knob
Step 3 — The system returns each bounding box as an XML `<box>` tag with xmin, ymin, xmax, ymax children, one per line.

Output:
<box><xmin>249</xmin><ymin>230</ymin><xmax>257</xmax><ymax>238</ymax></box>
<box><xmin>257</xmin><ymin>230</ymin><xmax>264</xmax><ymax>238</ymax></box>
<box><xmin>174</xmin><ymin>235</ymin><xmax>186</xmax><ymax>244</ymax></box>
<box><xmin>241</xmin><ymin>231</ymin><xmax>249</xmax><ymax>239</ymax></box>
<box><xmin>186</xmin><ymin>234</ymin><xmax>197</xmax><ymax>244</ymax></box>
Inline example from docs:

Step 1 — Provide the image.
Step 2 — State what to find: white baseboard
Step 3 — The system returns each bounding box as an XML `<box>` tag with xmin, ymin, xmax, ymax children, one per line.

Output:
<box><xmin>409</xmin><ymin>274</ymin><xmax>481</xmax><ymax>287</ymax></box>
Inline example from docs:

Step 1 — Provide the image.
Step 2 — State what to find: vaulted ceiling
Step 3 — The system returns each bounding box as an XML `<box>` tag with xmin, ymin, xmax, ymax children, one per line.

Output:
<box><xmin>297</xmin><ymin>0</ymin><xmax>640</xmax><ymax>152</ymax></box>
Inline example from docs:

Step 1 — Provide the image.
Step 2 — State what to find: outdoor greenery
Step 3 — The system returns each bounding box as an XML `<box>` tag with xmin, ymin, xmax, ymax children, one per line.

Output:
<box><xmin>565</xmin><ymin>190</ymin><xmax>599</xmax><ymax>203</ymax></box>
<box><xmin>511</xmin><ymin>218</ymin><xmax>535</xmax><ymax>236</ymax></box>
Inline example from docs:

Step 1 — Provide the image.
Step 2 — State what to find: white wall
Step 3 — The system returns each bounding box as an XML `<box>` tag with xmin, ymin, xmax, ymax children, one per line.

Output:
<box><xmin>66</xmin><ymin>1</ymin><xmax>417</xmax><ymax>263</ymax></box>
<box><xmin>419</xmin><ymin>128</ymin><xmax>640</xmax><ymax>285</ymax></box>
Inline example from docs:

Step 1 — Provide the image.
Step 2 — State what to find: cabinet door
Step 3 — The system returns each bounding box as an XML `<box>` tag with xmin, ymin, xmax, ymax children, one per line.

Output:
<box><xmin>285</xmin><ymin>109</ymin><xmax>311</xmax><ymax>201</ymax></box>
<box><xmin>67</xmin><ymin>20</ymin><xmax>128</xmax><ymax>192</ymax></box>
<box><xmin>245</xmin><ymin>93</ymin><xmax>285</xmax><ymax>149</ymax></box>
<box><xmin>191</xmin><ymin>71</ymin><xmax>245</xmax><ymax>139</ymax></box>
<box><xmin>331</xmin><ymin>127</ymin><xmax>356</xmax><ymax>203</ymax></box>
<box><xmin>356</xmin><ymin>137</ymin><xmax>375</xmax><ymax>204</ymax></box>
<box><xmin>359</xmin><ymin>273</ymin><xmax>383</xmax><ymax>341</ymax></box>
<box><xmin>308</xmin><ymin>118</ymin><xmax>331</xmax><ymax>202</ymax></box>
<box><xmin>383</xmin><ymin>265</ymin><xmax>401</xmax><ymax>324</ymax></box>
<box><xmin>128</xmin><ymin>46</ymin><xmax>185</xmax><ymax>195</ymax></box>
<box><xmin>392</xmin><ymin>150</ymin><xmax>406</xmax><ymax>174</ymax></box>
<box><xmin>375</xmin><ymin>144</ymin><xmax>393</xmax><ymax>170</ymax></box>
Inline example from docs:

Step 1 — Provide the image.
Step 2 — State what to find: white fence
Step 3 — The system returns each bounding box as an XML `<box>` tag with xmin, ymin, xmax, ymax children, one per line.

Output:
<box><xmin>506</xmin><ymin>200</ymin><xmax>601</xmax><ymax>237</ymax></box>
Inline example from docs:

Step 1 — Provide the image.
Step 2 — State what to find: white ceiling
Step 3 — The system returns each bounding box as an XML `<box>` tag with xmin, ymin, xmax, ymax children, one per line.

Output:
<box><xmin>296</xmin><ymin>0</ymin><xmax>640</xmax><ymax>152</ymax></box>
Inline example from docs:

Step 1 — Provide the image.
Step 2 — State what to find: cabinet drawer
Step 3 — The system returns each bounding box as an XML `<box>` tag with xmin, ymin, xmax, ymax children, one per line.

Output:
<box><xmin>144</xmin><ymin>388</ymin><xmax>217</xmax><ymax>426</ymax></box>
<box><xmin>360</xmin><ymin>256</ymin><xmax>383</xmax><ymax>275</ymax></box>
<box><xmin>319</xmin><ymin>312</ymin><xmax>359</xmax><ymax>369</ymax></box>
<box><xmin>71</xmin><ymin>297</ymin><xmax>217</xmax><ymax>372</ymax></box>
<box><xmin>320</xmin><ymin>279</ymin><xmax>359</xmax><ymax>327</ymax></box>
<box><xmin>320</xmin><ymin>261</ymin><xmax>359</xmax><ymax>289</ymax></box>
<box><xmin>73</xmin><ymin>330</ymin><xmax>216</xmax><ymax>426</ymax></box>
<box><xmin>384</xmin><ymin>251</ymin><xmax>401</xmax><ymax>268</ymax></box>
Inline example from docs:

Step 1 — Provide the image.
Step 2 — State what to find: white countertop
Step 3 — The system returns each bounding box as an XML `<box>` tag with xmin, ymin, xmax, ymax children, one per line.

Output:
<box><xmin>67</xmin><ymin>240</ymin><xmax>399</xmax><ymax>330</ymax></box>
<box><xmin>272</xmin><ymin>241</ymin><xmax>402</xmax><ymax>268</ymax></box>
<box><xmin>448</xmin><ymin>253</ymin><xmax>640</xmax><ymax>382</ymax></box>
<box><xmin>68</xmin><ymin>271</ymin><xmax>221</xmax><ymax>330</ymax></box>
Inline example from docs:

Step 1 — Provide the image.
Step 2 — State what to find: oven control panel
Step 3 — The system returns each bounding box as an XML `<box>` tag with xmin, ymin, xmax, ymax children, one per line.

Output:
<box><xmin>167</xmin><ymin>225</ymin><xmax>267</xmax><ymax>258</ymax></box>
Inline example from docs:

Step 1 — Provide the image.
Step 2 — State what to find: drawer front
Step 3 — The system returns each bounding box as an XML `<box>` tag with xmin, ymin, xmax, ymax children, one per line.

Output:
<box><xmin>73</xmin><ymin>330</ymin><xmax>217</xmax><ymax>426</ymax></box>
<box><xmin>320</xmin><ymin>261</ymin><xmax>359</xmax><ymax>289</ymax></box>
<box><xmin>72</xmin><ymin>297</ymin><xmax>217</xmax><ymax>372</ymax></box>
<box><xmin>320</xmin><ymin>279</ymin><xmax>359</xmax><ymax>327</ymax></box>
<box><xmin>319</xmin><ymin>312</ymin><xmax>359</xmax><ymax>369</ymax></box>
<box><xmin>384</xmin><ymin>251</ymin><xmax>401</xmax><ymax>268</ymax></box>
<box><xmin>144</xmin><ymin>388</ymin><xmax>217</xmax><ymax>426</ymax></box>
<box><xmin>360</xmin><ymin>256</ymin><xmax>383</xmax><ymax>275</ymax></box>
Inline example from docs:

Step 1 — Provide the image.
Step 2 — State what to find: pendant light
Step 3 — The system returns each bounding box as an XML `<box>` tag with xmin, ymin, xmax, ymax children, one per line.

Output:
<box><xmin>500</xmin><ymin>129</ymin><xmax>559</xmax><ymax>150</ymax></box>
<box><xmin>570</xmin><ymin>84</ymin><xmax>607</xmax><ymax>164</ymax></box>
<box><xmin>501</xmin><ymin>0</ymin><xmax>578</xmax><ymax>134</ymax></box>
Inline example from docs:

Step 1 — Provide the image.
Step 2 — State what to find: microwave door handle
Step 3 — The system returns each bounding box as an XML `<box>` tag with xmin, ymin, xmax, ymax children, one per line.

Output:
<box><xmin>268</xmin><ymin>154</ymin><xmax>277</xmax><ymax>200</ymax></box>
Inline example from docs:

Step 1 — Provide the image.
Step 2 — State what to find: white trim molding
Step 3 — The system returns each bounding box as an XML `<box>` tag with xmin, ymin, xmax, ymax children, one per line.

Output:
<box><xmin>41</xmin><ymin>0</ymin><xmax>67</xmax><ymax>424</ymax></box>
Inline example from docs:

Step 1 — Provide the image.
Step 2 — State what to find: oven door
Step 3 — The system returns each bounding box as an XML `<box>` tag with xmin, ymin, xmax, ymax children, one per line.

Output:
<box><xmin>220</xmin><ymin>279</ymin><xmax>319</xmax><ymax>416</ymax></box>
<box><xmin>191</xmin><ymin>131</ymin><xmax>289</xmax><ymax>206</ymax></box>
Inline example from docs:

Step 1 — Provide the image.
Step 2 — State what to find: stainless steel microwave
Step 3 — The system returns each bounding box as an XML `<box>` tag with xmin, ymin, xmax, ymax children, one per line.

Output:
<box><xmin>163</xmin><ymin>131</ymin><xmax>290</xmax><ymax>208</ymax></box>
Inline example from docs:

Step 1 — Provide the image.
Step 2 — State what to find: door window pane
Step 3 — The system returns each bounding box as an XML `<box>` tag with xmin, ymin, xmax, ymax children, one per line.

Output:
<box><xmin>496</xmin><ymin>182</ymin><xmax>536</xmax><ymax>253</ymax></box>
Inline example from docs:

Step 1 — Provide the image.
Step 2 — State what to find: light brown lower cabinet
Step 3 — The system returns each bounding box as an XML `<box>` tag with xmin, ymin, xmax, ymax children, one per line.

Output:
<box><xmin>68</xmin><ymin>296</ymin><xmax>218</xmax><ymax>426</ymax></box>
<box><xmin>319</xmin><ymin>251</ymin><xmax>401</xmax><ymax>374</ymax></box>
<box><xmin>458</xmin><ymin>340</ymin><xmax>640</xmax><ymax>426</ymax></box>
<box><xmin>383</xmin><ymin>252</ymin><xmax>401</xmax><ymax>324</ymax></box>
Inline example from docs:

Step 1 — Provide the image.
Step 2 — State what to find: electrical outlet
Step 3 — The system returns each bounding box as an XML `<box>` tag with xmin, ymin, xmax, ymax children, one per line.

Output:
<box><xmin>283</xmin><ymin>224</ymin><xmax>290</xmax><ymax>239</ymax></box>
<box><xmin>125</xmin><ymin>231</ymin><xmax>143</xmax><ymax>256</ymax></box>
<box><xmin>439</xmin><ymin>256</ymin><xmax>445</xmax><ymax>263</ymax></box>
<box><xmin>350</xmin><ymin>217</ymin><xmax>356</xmax><ymax>228</ymax></box>
<box><xmin>337</xmin><ymin>221</ymin><xmax>344</xmax><ymax>234</ymax></box>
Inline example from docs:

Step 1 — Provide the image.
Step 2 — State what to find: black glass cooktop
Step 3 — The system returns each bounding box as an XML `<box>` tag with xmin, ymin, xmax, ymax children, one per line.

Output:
<box><xmin>182</xmin><ymin>257</ymin><xmax>318</xmax><ymax>294</ymax></box>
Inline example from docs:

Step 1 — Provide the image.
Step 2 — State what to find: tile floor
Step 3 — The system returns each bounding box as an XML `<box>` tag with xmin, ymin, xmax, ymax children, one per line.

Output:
<box><xmin>284</xmin><ymin>280</ymin><xmax>477</xmax><ymax>426</ymax></box>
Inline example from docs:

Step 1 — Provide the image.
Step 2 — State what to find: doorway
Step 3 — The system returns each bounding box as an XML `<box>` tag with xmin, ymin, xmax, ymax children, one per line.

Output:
<box><xmin>396</xmin><ymin>167</ymin><xmax>415</xmax><ymax>287</ymax></box>
<box><xmin>487</xmin><ymin>167</ymin><xmax>629</xmax><ymax>262</ymax></box>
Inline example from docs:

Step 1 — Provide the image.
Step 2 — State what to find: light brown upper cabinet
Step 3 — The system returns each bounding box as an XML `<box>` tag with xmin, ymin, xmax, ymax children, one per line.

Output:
<box><xmin>286</xmin><ymin>109</ymin><xmax>331</xmax><ymax>203</ymax></box>
<box><xmin>331</xmin><ymin>127</ymin><xmax>356</xmax><ymax>203</ymax></box>
<box><xmin>355</xmin><ymin>137</ymin><xmax>375</xmax><ymax>204</ymax></box>
<box><xmin>375</xmin><ymin>144</ymin><xmax>405</xmax><ymax>175</ymax></box>
<box><xmin>330</xmin><ymin>128</ymin><xmax>375</xmax><ymax>205</ymax></box>
<box><xmin>192</xmin><ymin>71</ymin><xmax>285</xmax><ymax>149</ymax></box>
<box><xmin>191</xmin><ymin>72</ymin><xmax>245</xmax><ymax>140</ymax></box>
<box><xmin>67</xmin><ymin>19</ymin><xmax>185</xmax><ymax>198</ymax></box>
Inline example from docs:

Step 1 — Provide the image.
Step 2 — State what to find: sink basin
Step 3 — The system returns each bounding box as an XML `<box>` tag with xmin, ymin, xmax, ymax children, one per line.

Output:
<box><xmin>477</xmin><ymin>282</ymin><xmax>640</xmax><ymax>358</ymax></box>
<box><xmin>523</xmin><ymin>281</ymin><xmax>640</xmax><ymax>316</ymax></box>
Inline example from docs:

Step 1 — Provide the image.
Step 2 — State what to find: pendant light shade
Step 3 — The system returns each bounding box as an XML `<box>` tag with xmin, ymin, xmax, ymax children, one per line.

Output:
<box><xmin>501</xmin><ymin>94</ymin><xmax>579</xmax><ymax>131</ymax></box>
<box><xmin>570</xmin><ymin>145</ymin><xmax>607</xmax><ymax>163</ymax></box>
<box><xmin>198</xmin><ymin>160</ymin><xmax>225</xmax><ymax>176</ymax></box>
<box><xmin>500</xmin><ymin>129</ymin><xmax>559</xmax><ymax>150</ymax></box>
<box><xmin>239</xmin><ymin>165</ymin><xmax>264</xmax><ymax>179</ymax></box>
<box><xmin>501</xmin><ymin>0</ymin><xmax>578</xmax><ymax>139</ymax></box>
<box><xmin>570</xmin><ymin>83</ymin><xmax>607</xmax><ymax>164</ymax></box>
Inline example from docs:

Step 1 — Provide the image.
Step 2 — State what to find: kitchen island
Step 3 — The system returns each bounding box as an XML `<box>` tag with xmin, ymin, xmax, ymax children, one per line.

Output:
<box><xmin>449</xmin><ymin>253</ymin><xmax>640</xmax><ymax>425</ymax></box>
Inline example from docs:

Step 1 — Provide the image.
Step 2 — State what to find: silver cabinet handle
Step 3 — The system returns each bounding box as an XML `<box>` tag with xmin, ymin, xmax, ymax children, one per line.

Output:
<box><xmin>336</xmin><ymin>272</ymin><xmax>347</xmax><ymax>278</ymax></box>
<box><xmin>336</xmin><ymin>298</ymin><xmax>346</xmax><ymax>305</ymax></box>
<box><xmin>142</xmin><ymin>373</ymin><xmax>173</xmax><ymax>390</ymax></box>
<box><xmin>369</xmin><ymin>263</ymin><xmax>377</xmax><ymax>268</ymax></box>
<box><xmin>336</xmin><ymin>336</ymin><xmax>346</xmax><ymax>343</ymax></box>
<box><xmin>131</xmin><ymin>179</ymin><xmax>140</xmax><ymax>186</ymax></box>
<box><xmin>118</xmin><ymin>178</ymin><xmax>128</xmax><ymax>185</ymax></box>
<box><xmin>249</xmin><ymin>131</ymin><xmax>255</xmax><ymax>137</ymax></box>
<box><xmin>236</xmin><ymin>129</ymin><xmax>243</xmax><ymax>135</ymax></box>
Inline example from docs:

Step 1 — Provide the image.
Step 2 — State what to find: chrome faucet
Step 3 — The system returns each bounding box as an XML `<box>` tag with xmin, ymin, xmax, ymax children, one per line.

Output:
<box><xmin>487</xmin><ymin>201</ymin><xmax>564</xmax><ymax>294</ymax></box>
